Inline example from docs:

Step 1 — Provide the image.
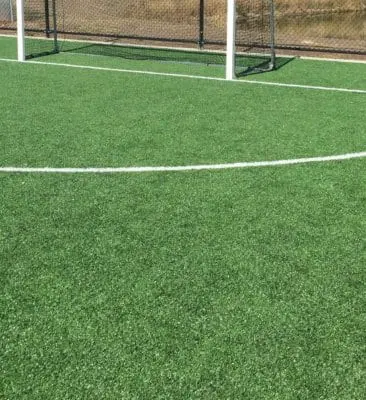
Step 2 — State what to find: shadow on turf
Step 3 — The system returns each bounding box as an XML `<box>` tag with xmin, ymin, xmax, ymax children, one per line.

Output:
<box><xmin>61</xmin><ymin>42</ymin><xmax>228</xmax><ymax>66</ymax></box>
<box><xmin>26</xmin><ymin>40</ymin><xmax>296</xmax><ymax>76</ymax></box>
<box><xmin>63</xmin><ymin>42</ymin><xmax>296</xmax><ymax>74</ymax></box>
<box><xmin>236</xmin><ymin>56</ymin><xmax>295</xmax><ymax>77</ymax></box>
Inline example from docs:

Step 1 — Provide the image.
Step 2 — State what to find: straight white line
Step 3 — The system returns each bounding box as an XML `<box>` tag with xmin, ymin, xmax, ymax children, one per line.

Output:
<box><xmin>299</xmin><ymin>55</ymin><xmax>366</xmax><ymax>64</ymax></box>
<box><xmin>1</xmin><ymin>152</ymin><xmax>366</xmax><ymax>174</ymax></box>
<box><xmin>0</xmin><ymin>57</ymin><xmax>365</xmax><ymax>94</ymax></box>
<box><xmin>239</xmin><ymin>79</ymin><xmax>366</xmax><ymax>94</ymax></box>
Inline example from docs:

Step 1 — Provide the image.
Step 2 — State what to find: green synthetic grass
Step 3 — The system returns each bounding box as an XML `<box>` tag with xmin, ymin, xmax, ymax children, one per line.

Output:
<box><xmin>0</xmin><ymin>60</ymin><xmax>365</xmax><ymax>168</ymax></box>
<box><xmin>1</xmin><ymin>44</ymin><xmax>366</xmax><ymax>399</ymax></box>
<box><xmin>0</xmin><ymin>35</ymin><xmax>16</xmax><ymax>59</ymax></box>
<box><xmin>1</xmin><ymin>165</ymin><xmax>366</xmax><ymax>399</ymax></box>
<box><xmin>251</xmin><ymin>58</ymin><xmax>366</xmax><ymax>91</ymax></box>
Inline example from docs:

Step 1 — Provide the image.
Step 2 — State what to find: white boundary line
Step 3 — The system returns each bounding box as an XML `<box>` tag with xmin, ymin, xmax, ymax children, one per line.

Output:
<box><xmin>0</xmin><ymin>57</ymin><xmax>365</xmax><ymax>94</ymax></box>
<box><xmin>299</xmin><ymin>55</ymin><xmax>366</xmax><ymax>64</ymax></box>
<box><xmin>1</xmin><ymin>152</ymin><xmax>366</xmax><ymax>174</ymax></box>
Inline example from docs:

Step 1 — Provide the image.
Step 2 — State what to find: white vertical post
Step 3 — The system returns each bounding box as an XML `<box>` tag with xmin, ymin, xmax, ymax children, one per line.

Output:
<box><xmin>16</xmin><ymin>0</ymin><xmax>25</xmax><ymax>61</ymax></box>
<box><xmin>226</xmin><ymin>0</ymin><xmax>236</xmax><ymax>80</ymax></box>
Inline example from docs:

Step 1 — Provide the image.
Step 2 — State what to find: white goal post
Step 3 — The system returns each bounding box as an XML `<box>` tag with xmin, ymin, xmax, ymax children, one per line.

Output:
<box><xmin>226</xmin><ymin>0</ymin><xmax>236</xmax><ymax>80</ymax></box>
<box><xmin>16</xmin><ymin>0</ymin><xmax>25</xmax><ymax>61</ymax></box>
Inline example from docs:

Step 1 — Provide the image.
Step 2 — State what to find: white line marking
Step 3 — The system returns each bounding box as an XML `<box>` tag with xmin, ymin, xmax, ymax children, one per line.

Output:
<box><xmin>1</xmin><ymin>152</ymin><xmax>366</xmax><ymax>174</ymax></box>
<box><xmin>299</xmin><ymin>55</ymin><xmax>366</xmax><ymax>64</ymax></box>
<box><xmin>240</xmin><ymin>79</ymin><xmax>366</xmax><ymax>94</ymax></box>
<box><xmin>0</xmin><ymin>57</ymin><xmax>365</xmax><ymax>94</ymax></box>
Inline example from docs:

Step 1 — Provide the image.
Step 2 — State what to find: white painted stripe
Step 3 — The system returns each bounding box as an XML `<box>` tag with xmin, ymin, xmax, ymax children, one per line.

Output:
<box><xmin>0</xmin><ymin>57</ymin><xmax>365</xmax><ymax>94</ymax></box>
<box><xmin>240</xmin><ymin>79</ymin><xmax>366</xmax><ymax>94</ymax></box>
<box><xmin>1</xmin><ymin>152</ymin><xmax>365</xmax><ymax>174</ymax></box>
<box><xmin>299</xmin><ymin>55</ymin><xmax>366</xmax><ymax>64</ymax></box>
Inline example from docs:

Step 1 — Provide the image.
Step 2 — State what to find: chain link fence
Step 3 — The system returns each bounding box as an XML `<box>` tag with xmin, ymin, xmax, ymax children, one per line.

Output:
<box><xmin>1</xmin><ymin>0</ymin><xmax>365</xmax><ymax>55</ymax></box>
<box><xmin>0</xmin><ymin>0</ymin><xmax>13</xmax><ymax>21</ymax></box>
<box><xmin>275</xmin><ymin>0</ymin><xmax>366</xmax><ymax>54</ymax></box>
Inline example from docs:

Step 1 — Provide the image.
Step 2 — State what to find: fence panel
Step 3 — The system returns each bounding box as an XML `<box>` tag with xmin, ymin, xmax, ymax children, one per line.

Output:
<box><xmin>275</xmin><ymin>0</ymin><xmax>366</xmax><ymax>53</ymax></box>
<box><xmin>1</xmin><ymin>1</ymin><xmax>365</xmax><ymax>55</ymax></box>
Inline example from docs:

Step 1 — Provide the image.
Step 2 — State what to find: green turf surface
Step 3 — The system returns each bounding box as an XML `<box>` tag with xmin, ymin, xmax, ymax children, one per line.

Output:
<box><xmin>0</xmin><ymin>60</ymin><xmax>365</xmax><ymax>168</ymax></box>
<box><xmin>0</xmin><ymin>35</ymin><xmax>16</xmax><ymax>59</ymax></box>
<box><xmin>0</xmin><ymin>40</ymin><xmax>366</xmax><ymax>399</ymax></box>
<box><xmin>1</xmin><ymin>164</ymin><xmax>366</xmax><ymax>399</ymax></box>
<box><xmin>254</xmin><ymin>58</ymin><xmax>366</xmax><ymax>91</ymax></box>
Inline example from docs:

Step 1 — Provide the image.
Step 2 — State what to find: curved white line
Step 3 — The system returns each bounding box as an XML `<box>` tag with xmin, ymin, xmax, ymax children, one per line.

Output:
<box><xmin>1</xmin><ymin>152</ymin><xmax>366</xmax><ymax>174</ymax></box>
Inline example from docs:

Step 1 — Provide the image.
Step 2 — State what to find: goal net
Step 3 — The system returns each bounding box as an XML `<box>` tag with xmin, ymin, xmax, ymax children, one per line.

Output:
<box><xmin>17</xmin><ymin>0</ymin><xmax>276</xmax><ymax>79</ymax></box>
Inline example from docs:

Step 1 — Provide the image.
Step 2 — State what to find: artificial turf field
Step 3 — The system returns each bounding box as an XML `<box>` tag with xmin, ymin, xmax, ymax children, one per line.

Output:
<box><xmin>1</xmin><ymin>35</ymin><xmax>366</xmax><ymax>399</ymax></box>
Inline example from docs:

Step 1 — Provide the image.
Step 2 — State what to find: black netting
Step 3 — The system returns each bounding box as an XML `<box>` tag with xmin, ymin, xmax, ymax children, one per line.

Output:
<box><xmin>56</xmin><ymin>0</ymin><xmax>225</xmax><ymax>67</ymax></box>
<box><xmin>235</xmin><ymin>0</ymin><xmax>275</xmax><ymax>74</ymax></box>
<box><xmin>58</xmin><ymin>0</ymin><xmax>199</xmax><ymax>43</ymax></box>
<box><xmin>23</xmin><ymin>0</ymin><xmax>58</xmax><ymax>57</ymax></box>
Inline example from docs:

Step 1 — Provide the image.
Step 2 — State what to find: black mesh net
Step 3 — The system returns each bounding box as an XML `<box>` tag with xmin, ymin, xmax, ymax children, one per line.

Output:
<box><xmin>24</xmin><ymin>0</ymin><xmax>58</xmax><ymax>57</ymax></box>
<box><xmin>235</xmin><ymin>0</ymin><xmax>275</xmax><ymax>74</ymax></box>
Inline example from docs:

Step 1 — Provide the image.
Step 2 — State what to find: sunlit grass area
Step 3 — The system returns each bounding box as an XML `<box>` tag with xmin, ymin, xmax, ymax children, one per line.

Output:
<box><xmin>1</xmin><ymin>42</ymin><xmax>365</xmax><ymax>399</ymax></box>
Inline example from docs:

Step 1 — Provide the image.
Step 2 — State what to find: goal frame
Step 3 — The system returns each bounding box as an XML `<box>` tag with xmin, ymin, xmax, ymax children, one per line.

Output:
<box><xmin>16</xmin><ymin>0</ymin><xmax>276</xmax><ymax>80</ymax></box>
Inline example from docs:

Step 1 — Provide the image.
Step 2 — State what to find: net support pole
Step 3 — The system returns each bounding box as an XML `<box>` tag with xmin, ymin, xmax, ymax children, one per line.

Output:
<box><xmin>269</xmin><ymin>0</ymin><xmax>276</xmax><ymax>70</ymax></box>
<box><xmin>226</xmin><ymin>0</ymin><xmax>236</xmax><ymax>80</ymax></box>
<box><xmin>16</xmin><ymin>0</ymin><xmax>25</xmax><ymax>61</ymax></box>
<box><xmin>10</xmin><ymin>0</ymin><xmax>14</xmax><ymax>22</ymax></box>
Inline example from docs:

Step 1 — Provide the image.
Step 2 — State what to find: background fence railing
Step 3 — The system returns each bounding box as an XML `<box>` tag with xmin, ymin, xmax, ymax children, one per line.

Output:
<box><xmin>0</xmin><ymin>0</ymin><xmax>365</xmax><ymax>55</ymax></box>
